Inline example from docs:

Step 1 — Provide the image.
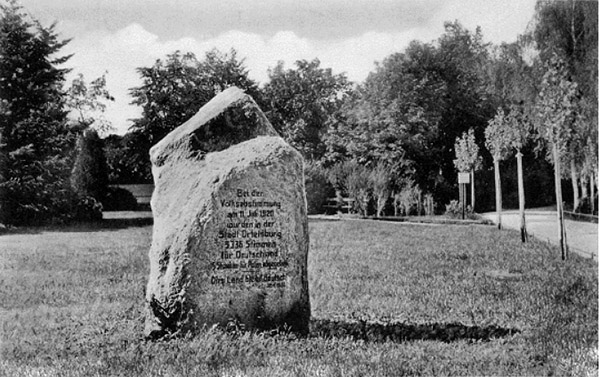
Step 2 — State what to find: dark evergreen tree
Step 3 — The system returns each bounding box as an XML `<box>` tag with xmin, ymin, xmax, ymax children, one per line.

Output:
<box><xmin>0</xmin><ymin>1</ymin><xmax>82</xmax><ymax>225</ymax></box>
<box><xmin>70</xmin><ymin>128</ymin><xmax>109</xmax><ymax>202</ymax></box>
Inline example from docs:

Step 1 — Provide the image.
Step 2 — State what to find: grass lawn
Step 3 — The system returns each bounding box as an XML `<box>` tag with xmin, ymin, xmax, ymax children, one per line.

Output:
<box><xmin>0</xmin><ymin>219</ymin><xmax>597</xmax><ymax>376</ymax></box>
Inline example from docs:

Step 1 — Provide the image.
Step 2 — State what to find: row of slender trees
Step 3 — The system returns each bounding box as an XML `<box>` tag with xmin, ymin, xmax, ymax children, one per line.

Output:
<box><xmin>455</xmin><ymin>31</ymin><xmax>597</xmax><ymax>258</ymax></box>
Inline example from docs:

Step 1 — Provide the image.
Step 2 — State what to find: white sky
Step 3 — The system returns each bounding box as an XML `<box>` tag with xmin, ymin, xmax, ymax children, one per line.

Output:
<box><xmin>20</xmin><ymin>0</ymin><xmax>538</xmax><ymax>135</ymax></box>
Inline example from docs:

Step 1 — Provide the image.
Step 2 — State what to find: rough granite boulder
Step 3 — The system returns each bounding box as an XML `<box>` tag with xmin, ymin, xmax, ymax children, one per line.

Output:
<box><xmin>144</xmin><ymin>87</ymin><xmax>310</xmax><ymax>338</ymax></box>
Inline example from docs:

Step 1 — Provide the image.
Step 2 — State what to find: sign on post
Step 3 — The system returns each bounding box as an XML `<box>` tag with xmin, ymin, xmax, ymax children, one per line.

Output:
<box><xmin>458</xmin><ymin>172</ymin><xmax>471</xmax><ymax>184</ymax></box>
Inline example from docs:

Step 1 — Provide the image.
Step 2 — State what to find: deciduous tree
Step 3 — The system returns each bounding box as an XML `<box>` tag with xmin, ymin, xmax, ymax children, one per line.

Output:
<box><xmin>436</xmin><ymin>22</ymin><xmax>493</xmax><ymax>186</ymax></box>
<box><xmin>127</xmin><ymin>48</ymin><xmax>259</xmax><ymax>181</ymax></box>
<box><xmin>532</xmin><ymin>0</ymin><xmax>598</xmax><ymax>211</ymax></box>
<box><xmin>534</xmin><ymin>55</ymin><xmax>579</xmax><ymax>259</ymax></box>
<box><xmin>453</xmin><ymin>128</ymin><xmax>482</xmax><ymax>210</ymax></box>
<box><xmin>575</xmin><ymin>98</ymin><xmax>598</xmax><ymax>213</ymax></box>
<box><xmin>65</xmin><ymin>73</ymin><xmax>115</xmax><ymax>135</ymax></box>
<box><xmin>505</xmin><ymin>105</ymin><xmax>532</xmax><ymax>241</ymax></box>
<box><xmin>325</xmin><ymin>41</ymin><xmax>446</xmax><ymax>198</ymax></box>
<box><xmin>485</xmin><ymin>109</ymin><xmax>514</xmax><ymax>229</ymax></box>
<box><xmin>326</xmin><ymin>23</ymin><xmax>494</xmax><ymax>208</ymax></box>
<box><xmin>263</xmin><ymin>59</ymin><xmax>350</xmax><ymax>161</ymax></box>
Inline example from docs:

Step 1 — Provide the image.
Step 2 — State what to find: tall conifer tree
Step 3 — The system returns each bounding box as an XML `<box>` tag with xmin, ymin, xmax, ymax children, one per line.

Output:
<box><xmin>0</xmin><ymin>1</ymin><xmax>76</xmax><ymax>225</ymax></box>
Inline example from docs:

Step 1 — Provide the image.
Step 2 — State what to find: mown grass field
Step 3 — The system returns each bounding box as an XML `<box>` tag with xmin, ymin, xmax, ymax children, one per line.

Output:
<box><xmin>0</xmin><ymin>219</ymin><xmax>597</xmax><ymax>376</ymax></box>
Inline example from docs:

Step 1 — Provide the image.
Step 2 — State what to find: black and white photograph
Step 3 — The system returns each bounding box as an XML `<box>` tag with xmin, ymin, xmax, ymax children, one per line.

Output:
<box><xmin>0</xmin><ymin>0</ymin><xmax>597</xmax><ymax>375</ymax></box>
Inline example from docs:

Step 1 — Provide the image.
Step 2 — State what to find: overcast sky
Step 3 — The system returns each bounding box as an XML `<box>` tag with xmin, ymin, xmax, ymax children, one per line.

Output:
<box><xmin>20</xmin><ymin>0</ymin><xmax>538</xmax><ymax>135</ymax></box>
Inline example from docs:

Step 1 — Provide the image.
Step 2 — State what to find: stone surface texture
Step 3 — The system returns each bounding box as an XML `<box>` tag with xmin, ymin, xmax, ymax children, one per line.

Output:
<box><xmin>144</xmin><ymin>87</ymin><xmax>310</xmax><ymax>337</ymax></box>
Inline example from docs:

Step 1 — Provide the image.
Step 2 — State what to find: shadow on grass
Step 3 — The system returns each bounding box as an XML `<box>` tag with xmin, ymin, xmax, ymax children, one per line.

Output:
<box><xmin>309</xmin><ymin>318</ymin><xmax>520</xmax><ymax>343</ymax></box>
<box><xmin>0</xmin><ymin>217</ymin><xmax>153</xmax><ymax>235</ymax></box>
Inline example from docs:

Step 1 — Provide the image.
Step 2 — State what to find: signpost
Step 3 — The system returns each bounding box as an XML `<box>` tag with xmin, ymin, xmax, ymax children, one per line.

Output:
<box><xmin>458</xmin><ymin>172</ymin><xmax>470</xmax><ymax>220</ymax></box>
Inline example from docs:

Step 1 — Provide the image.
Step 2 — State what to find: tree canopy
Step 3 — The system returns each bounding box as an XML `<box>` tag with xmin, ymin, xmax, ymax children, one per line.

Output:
<box><xmin>126</xmin><ymin>48</ymin><xmax>260</xmax><ymax>181</ymax></box>
<box><xmin>262</xmin><ymin>58</ymin><xmax>351</xmax><ymax>161</ymax></box>
<box><xmin>454</xmin><ymin>128</ymin><xmax>482</xmax><ymax>173</ymax></box>
<box><xmin>533</xmin><ymin>0</ymin><xmax>598</xmax><ymax>102</ymax></box>
<box><xmin>65</xmin><ymin>73</ymin><xmax>115</xmax><ymax>135</ymax></box>
<box><xmin>1</xmin><ymin>0</ymin><xmax>597</xmax><ymax>223</ymax></box>
<box><xmin>485</xmin><ymin>108</ymin><xmax>517</xmax><ymax>162</ymax></box>
<box><xmin>323</xmin><ymin>22</ymin><xmax>495</xmax><ymax>205</ymax></box>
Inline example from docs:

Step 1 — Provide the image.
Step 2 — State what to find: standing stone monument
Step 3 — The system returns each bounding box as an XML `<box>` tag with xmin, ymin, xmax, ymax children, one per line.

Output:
<box><xmin>144</xmin><ymin>87</ymin><xmax>310</xmax><ymax>338</ymax></box>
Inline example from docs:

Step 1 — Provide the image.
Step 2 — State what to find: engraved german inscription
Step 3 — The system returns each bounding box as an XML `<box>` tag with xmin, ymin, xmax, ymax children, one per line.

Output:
<box><xmin>211</xmin><ymin>188</ymin><xmax>287</xmax><ymax>288</ymax></box>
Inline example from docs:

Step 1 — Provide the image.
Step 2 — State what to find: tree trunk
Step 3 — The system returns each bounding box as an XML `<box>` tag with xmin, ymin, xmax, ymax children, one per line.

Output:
<box><xmin>460</xmin><ymin>183</ymin><xmax>466</xmax><ymax>219</ymax></box>
<box><xmin>470</xmin><ymin>168</ymin><xmax>475</xmax><ymax>211</ymax></box>
<box><xmin>426</xmin><ymin>195</ymin><xmax>433</xmax><ymax>216</ymax></box>
<box><xmin>553</xmin><ymin>146</ymin><xmax>568</xmax><ymax>260</ymax></box>
<box><xmin>517</xmin><ymin>152</ymin><xmax>527</xmax><ymax>242</ymax></box>
<box><xmin>570</xmin><ymin>159</ymin><xmax>579</xmax><ymax>211</ymax></box>
<box><xmin>494</xmin><ymin>158</ymin><xmax>502</xmax><ymax>230</ymax></box>
<box><xmin>591</xmin><ymin>172</ymin><xmax>596</xmax><ymax>214</ymax></box>
<box><xmin>581</xmin><ymin>174</ymin><xmax>589</xmax><ymax>206</ymax></box>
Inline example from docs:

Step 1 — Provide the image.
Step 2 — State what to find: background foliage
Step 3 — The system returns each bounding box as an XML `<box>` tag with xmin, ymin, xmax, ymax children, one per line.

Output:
<box><xmin>95</xmin><ymin>1</ymin><xmax>596</xmax><ymax>216</ymax></box>
<box><xmin>1</xmin><ymin>0</ymin><xmax>597</xmax><ymax>223</ymax></box>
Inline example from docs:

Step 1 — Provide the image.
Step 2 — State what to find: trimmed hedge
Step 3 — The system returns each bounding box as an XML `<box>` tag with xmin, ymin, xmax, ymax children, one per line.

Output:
<box><xmin>101</xmin><ymin>187</ymin><xmax>138</xmax><ymax>211</ymax></box>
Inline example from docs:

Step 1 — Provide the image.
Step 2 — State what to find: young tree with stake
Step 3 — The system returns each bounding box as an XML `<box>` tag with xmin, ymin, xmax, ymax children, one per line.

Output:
<box><xmin>505</xmin><ymin>105</ymin><xmax>531</xmax><ymax>242</ymax></box>
<box><xmin>534</xmin><ymin>55</ymin><xmax>578</xmax><ymax>260</ymax></box>
<box><xmin>453</xmin><ymin>128</ymin><xmax>482</xmax><ymax>211</ymax></box>
<box><xmin>485</xmin><ymin>109</ymin><xmax>513</xmax><ymax>230</ymax></box>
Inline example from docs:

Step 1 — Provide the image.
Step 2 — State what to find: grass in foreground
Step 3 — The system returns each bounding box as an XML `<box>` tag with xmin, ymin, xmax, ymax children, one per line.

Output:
<box><xmin>0</xmin><ymin>220</ymin><xmax>597</xmax><ymax>376</ymax></box>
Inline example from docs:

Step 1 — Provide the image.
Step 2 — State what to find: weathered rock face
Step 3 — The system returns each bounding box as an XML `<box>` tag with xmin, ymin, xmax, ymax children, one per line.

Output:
<box><xmin>144</xmin><ymin>87</ymin><xmax>310</xmax><ymax>338</ymax></box>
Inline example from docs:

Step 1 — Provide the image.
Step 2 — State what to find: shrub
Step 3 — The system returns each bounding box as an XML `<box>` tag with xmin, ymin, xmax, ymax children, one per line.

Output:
<box><xmin>393</xmin><ymin>179</ymin><xmax>422</xmax><ymax>216</ymax></box>
<box><xmin>423</xmin><ymin>193</ymin><xmax>436</xmax><ymax>216</ymax></box>
<box><xmin>0</xmin><ymin>133</ymin><xmax>80</xmax><ymax>226</ymax></box>
<box><xmin>71</xmin><ymin>128</ymin><xmax>109</xmax><ymax>202</ymax></box>
<box><xmin>7</xmin><ymin>190</ymin><xmax>104</xmax><ymax>225</ymax></box>
<box><xmin>345</xmin><ymin>162</ymin><xmax>371</xmax><ymax>216</ymax></box>
<box><xmin>327</xmin><ymin>160</ymin><xmax>361</xmax><ymax>212</ymax></box>
<box><xmin>304</xmin><ymin>161</ymin><xmax>333</xmax><ymax>215</ymax></box>
<box><xmin>72</xmin><ymin>196</ymin><xmax>103</xmax><ymax>222</ymax></box>
<box><xmin>445</xmin><ymin>200</ymin><xmax>476</xmax><ymax>219</ymax></box>
<box><xmin>101</xmin><ymin>187</ymin><xmax>139</xmax><ymax>211</ymax></box>
<box><xmin>327</xmin><ymin>160</ymin><xmax>351</xmax><ymax>195</ymax></box>
<box><xmin>370</xmin><ymin>162</ymin><xmax>391</xmax><ymax>217</ymax></box>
